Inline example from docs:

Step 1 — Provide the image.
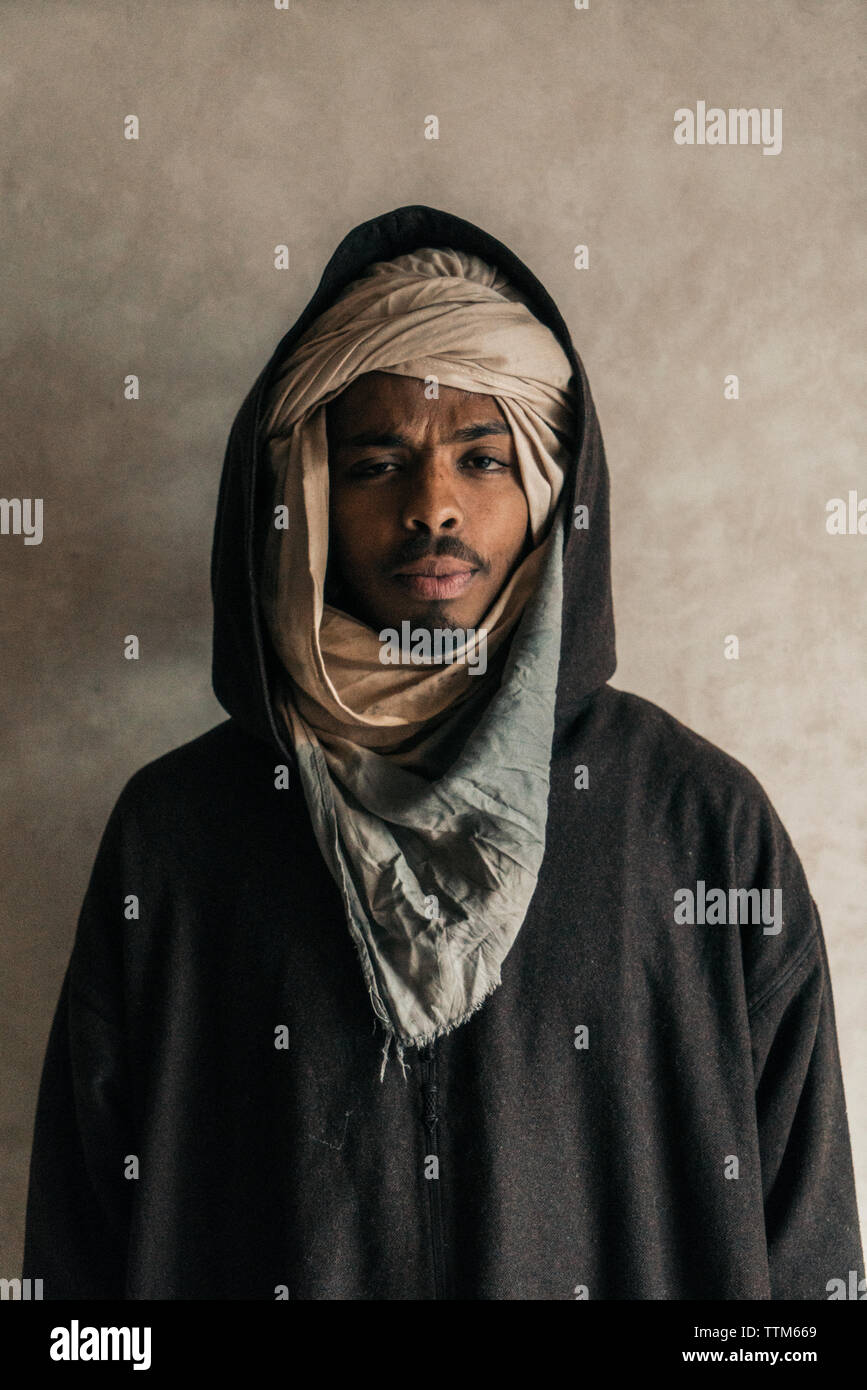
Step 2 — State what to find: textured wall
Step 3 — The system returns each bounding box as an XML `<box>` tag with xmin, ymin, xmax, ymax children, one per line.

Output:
<box><xmin>2</xmin><ymin>0</ymin><xmax>864</xmax><ymax>1281</ymax></box>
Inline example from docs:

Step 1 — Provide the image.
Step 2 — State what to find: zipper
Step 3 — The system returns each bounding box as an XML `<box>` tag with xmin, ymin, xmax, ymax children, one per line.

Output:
<box><xmin>417</xmin><ymin>1041</ymin><xmax>449</xmax><ymax>1299</ymax></box>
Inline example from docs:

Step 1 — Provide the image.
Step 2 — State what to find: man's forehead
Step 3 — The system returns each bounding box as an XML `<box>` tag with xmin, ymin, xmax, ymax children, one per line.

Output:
<box><xmin>325</xmin><ymin>371</ymin><xmax>507</xmax><ymax>437</ymax></box>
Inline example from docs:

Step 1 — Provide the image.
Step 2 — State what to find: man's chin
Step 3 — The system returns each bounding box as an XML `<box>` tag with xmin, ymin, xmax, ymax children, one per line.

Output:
<box><xmin>376</xmin><ymin>606</ymin><xmax>473</xmax><ymax>635</ymax></box>
<box><xmin>333</xmin><ymin>586</ymin><xmax>490</xmax><ymax>635</ymax></box>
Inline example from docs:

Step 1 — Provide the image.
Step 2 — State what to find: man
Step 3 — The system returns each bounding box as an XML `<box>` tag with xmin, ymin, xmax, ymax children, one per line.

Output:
<box><xmin>23</xmin><ymin>205</ymin><xmax>863</xmax><ymax>1300</ymax></box>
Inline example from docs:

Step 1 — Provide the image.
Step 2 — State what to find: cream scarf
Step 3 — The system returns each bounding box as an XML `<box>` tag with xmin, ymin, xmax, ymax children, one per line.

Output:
<box><xmin>259</xmin><ymin>248</ymin><xmax>576</xmax><ymax>1075</ymax></box>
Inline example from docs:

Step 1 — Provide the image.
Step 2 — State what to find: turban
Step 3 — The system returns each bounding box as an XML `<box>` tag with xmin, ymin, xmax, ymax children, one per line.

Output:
<box><xmin>259</xmin><ymin>247</ymin><xmax>576</xmax><ymax>755</ymax></box>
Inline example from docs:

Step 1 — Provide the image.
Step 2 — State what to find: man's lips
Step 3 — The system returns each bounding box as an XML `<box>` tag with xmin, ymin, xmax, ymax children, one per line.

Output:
<box><xmin>391</xmin><ymin>562</ymin><xmax>478</xmax><ymax>600</ymax></box>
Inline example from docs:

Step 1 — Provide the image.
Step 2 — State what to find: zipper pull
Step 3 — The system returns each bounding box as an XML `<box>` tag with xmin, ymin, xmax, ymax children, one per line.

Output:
<box><xmin>418</xmin><ymin>1043</ymin><xmax>438</xmax><ymax>1134</ymax></box>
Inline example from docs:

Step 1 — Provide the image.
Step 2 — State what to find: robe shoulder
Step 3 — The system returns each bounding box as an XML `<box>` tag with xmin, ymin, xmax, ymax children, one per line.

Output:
<box><xmin>64</xmin><ymin>718</ymin><xmax>314</xmax><ymax>1018</ymax></box>
<box><xmin>117</xmin><ymin>716</ymin><xmax>286</xmax><ymax>812</ymax></box>
<box><xmin>558</xmin><ymin>684</ymin><xmax>826</xmax><ymax>1010</ymax></box>
<box><xmin>98</xmin><ymin>717</ymin><xmax>311</xmax><ymax>860</ymax></box>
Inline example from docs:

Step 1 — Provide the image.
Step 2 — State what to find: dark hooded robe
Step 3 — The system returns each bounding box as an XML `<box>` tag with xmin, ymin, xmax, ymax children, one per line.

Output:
<box><xmin>23</xmin><ymin>205</ymin><xmax>863</xmax><ymax>1300</ymax></box>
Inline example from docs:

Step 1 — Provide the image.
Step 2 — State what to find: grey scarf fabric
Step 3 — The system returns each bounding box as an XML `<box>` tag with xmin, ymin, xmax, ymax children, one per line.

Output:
<box><xmin>283</xmin><ymin>500</ymin><xmax>565</xmax><ymax>1077</ymax></box>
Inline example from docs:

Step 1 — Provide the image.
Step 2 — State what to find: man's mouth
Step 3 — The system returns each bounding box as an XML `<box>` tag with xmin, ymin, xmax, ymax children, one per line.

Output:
<box><xmin>391</xmin><ymin>561</ymin><xmax>478</xmax><ymax>601</ymax></box>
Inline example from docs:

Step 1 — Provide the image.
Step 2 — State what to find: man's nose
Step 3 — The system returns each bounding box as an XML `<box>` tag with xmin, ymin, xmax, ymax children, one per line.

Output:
<box><xmin>400</xmin><ymin>459</ymin><xmax>463</xmax><ymax>532</ymax></box>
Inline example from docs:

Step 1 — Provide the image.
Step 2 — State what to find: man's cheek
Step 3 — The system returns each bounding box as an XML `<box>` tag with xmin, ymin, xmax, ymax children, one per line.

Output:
<box><xmin>347</xmin><ymin>551</ymin><xmax>380</xmax><ymax>596</ymax></box>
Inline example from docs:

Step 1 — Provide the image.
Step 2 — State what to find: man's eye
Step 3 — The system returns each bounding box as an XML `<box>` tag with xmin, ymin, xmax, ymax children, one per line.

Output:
<box><xmin>466</xmin><ymin>455</ymin><xmax>508</xmax><ymax>471</ymax></box>
<box><xmin>350</xmin><ymin>459</ymin><xmax>399</xmax><ymax>477</ymax></box>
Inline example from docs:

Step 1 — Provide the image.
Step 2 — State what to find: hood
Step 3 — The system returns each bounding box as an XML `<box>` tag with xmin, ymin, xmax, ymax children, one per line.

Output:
<box><xmin>210</xmin><ymin>204</ymin><xmax>616</xmax><ymax>762</ymax></box>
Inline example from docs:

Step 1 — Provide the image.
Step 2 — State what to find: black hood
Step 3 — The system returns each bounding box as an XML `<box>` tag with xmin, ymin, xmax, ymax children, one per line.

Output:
<box><xmin>210</xmin><ymin>205</ymin><xmax>616</xmax><ymax>761</ymax></box>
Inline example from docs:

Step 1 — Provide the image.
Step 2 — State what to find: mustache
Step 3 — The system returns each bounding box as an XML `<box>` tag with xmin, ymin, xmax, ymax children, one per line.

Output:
<box><xmin>381</xmin><ymin>534</ymin><xmax>488</xmax><ymax>575</ymax></box>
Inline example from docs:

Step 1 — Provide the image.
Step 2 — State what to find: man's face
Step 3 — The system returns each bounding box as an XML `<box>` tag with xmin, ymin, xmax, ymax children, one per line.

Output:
<box><xmin>325</xmin><ymin>371</ymin><xmax>530</xmax><ymax>633</ymax></box>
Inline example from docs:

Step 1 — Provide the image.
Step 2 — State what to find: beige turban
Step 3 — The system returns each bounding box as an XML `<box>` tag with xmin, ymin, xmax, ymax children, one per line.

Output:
<box><xmin>259</xmin><ymin>247</ymin><xmax>577</xmax><ymax>762</ymax></box>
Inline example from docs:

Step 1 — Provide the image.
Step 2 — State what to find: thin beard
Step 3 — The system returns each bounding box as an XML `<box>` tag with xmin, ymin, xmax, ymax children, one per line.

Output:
<box><xmin>398</xmin><ymin>608</ymin><xmax>463</xmax><ymax>634</ymax></box>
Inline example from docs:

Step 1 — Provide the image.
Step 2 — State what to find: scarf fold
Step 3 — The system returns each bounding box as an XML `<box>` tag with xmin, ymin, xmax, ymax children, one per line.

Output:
<box><xmin>259</xmin><ymin>248</ymin><xmax>576</xmax><ymax>1075</ymax></box>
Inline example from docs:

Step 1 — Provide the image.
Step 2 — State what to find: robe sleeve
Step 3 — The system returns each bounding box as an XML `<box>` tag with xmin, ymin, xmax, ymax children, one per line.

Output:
<box><xmin>22</xmin><ymin>796</ymin><xmax>134</xmax><ymax>1299</ymax></box>
<box><xmin>748</xmin><ymin>907</ymin><xmax>864</xmax><ymax>1299</ymax></box>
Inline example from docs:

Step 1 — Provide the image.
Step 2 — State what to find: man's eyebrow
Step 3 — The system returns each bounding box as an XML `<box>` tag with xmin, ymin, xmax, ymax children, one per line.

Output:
<box><xmin>336</xmin><ymin>421</ymin><xmax>513</xmax><ymax>449</ymax></box>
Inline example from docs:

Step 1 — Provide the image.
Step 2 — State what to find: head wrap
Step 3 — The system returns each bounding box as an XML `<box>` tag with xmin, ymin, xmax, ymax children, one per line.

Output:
<box><xmin>259</xmin><ymin>248</ymin><xmax>577</xmax><ymax>1075</ymax></box>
